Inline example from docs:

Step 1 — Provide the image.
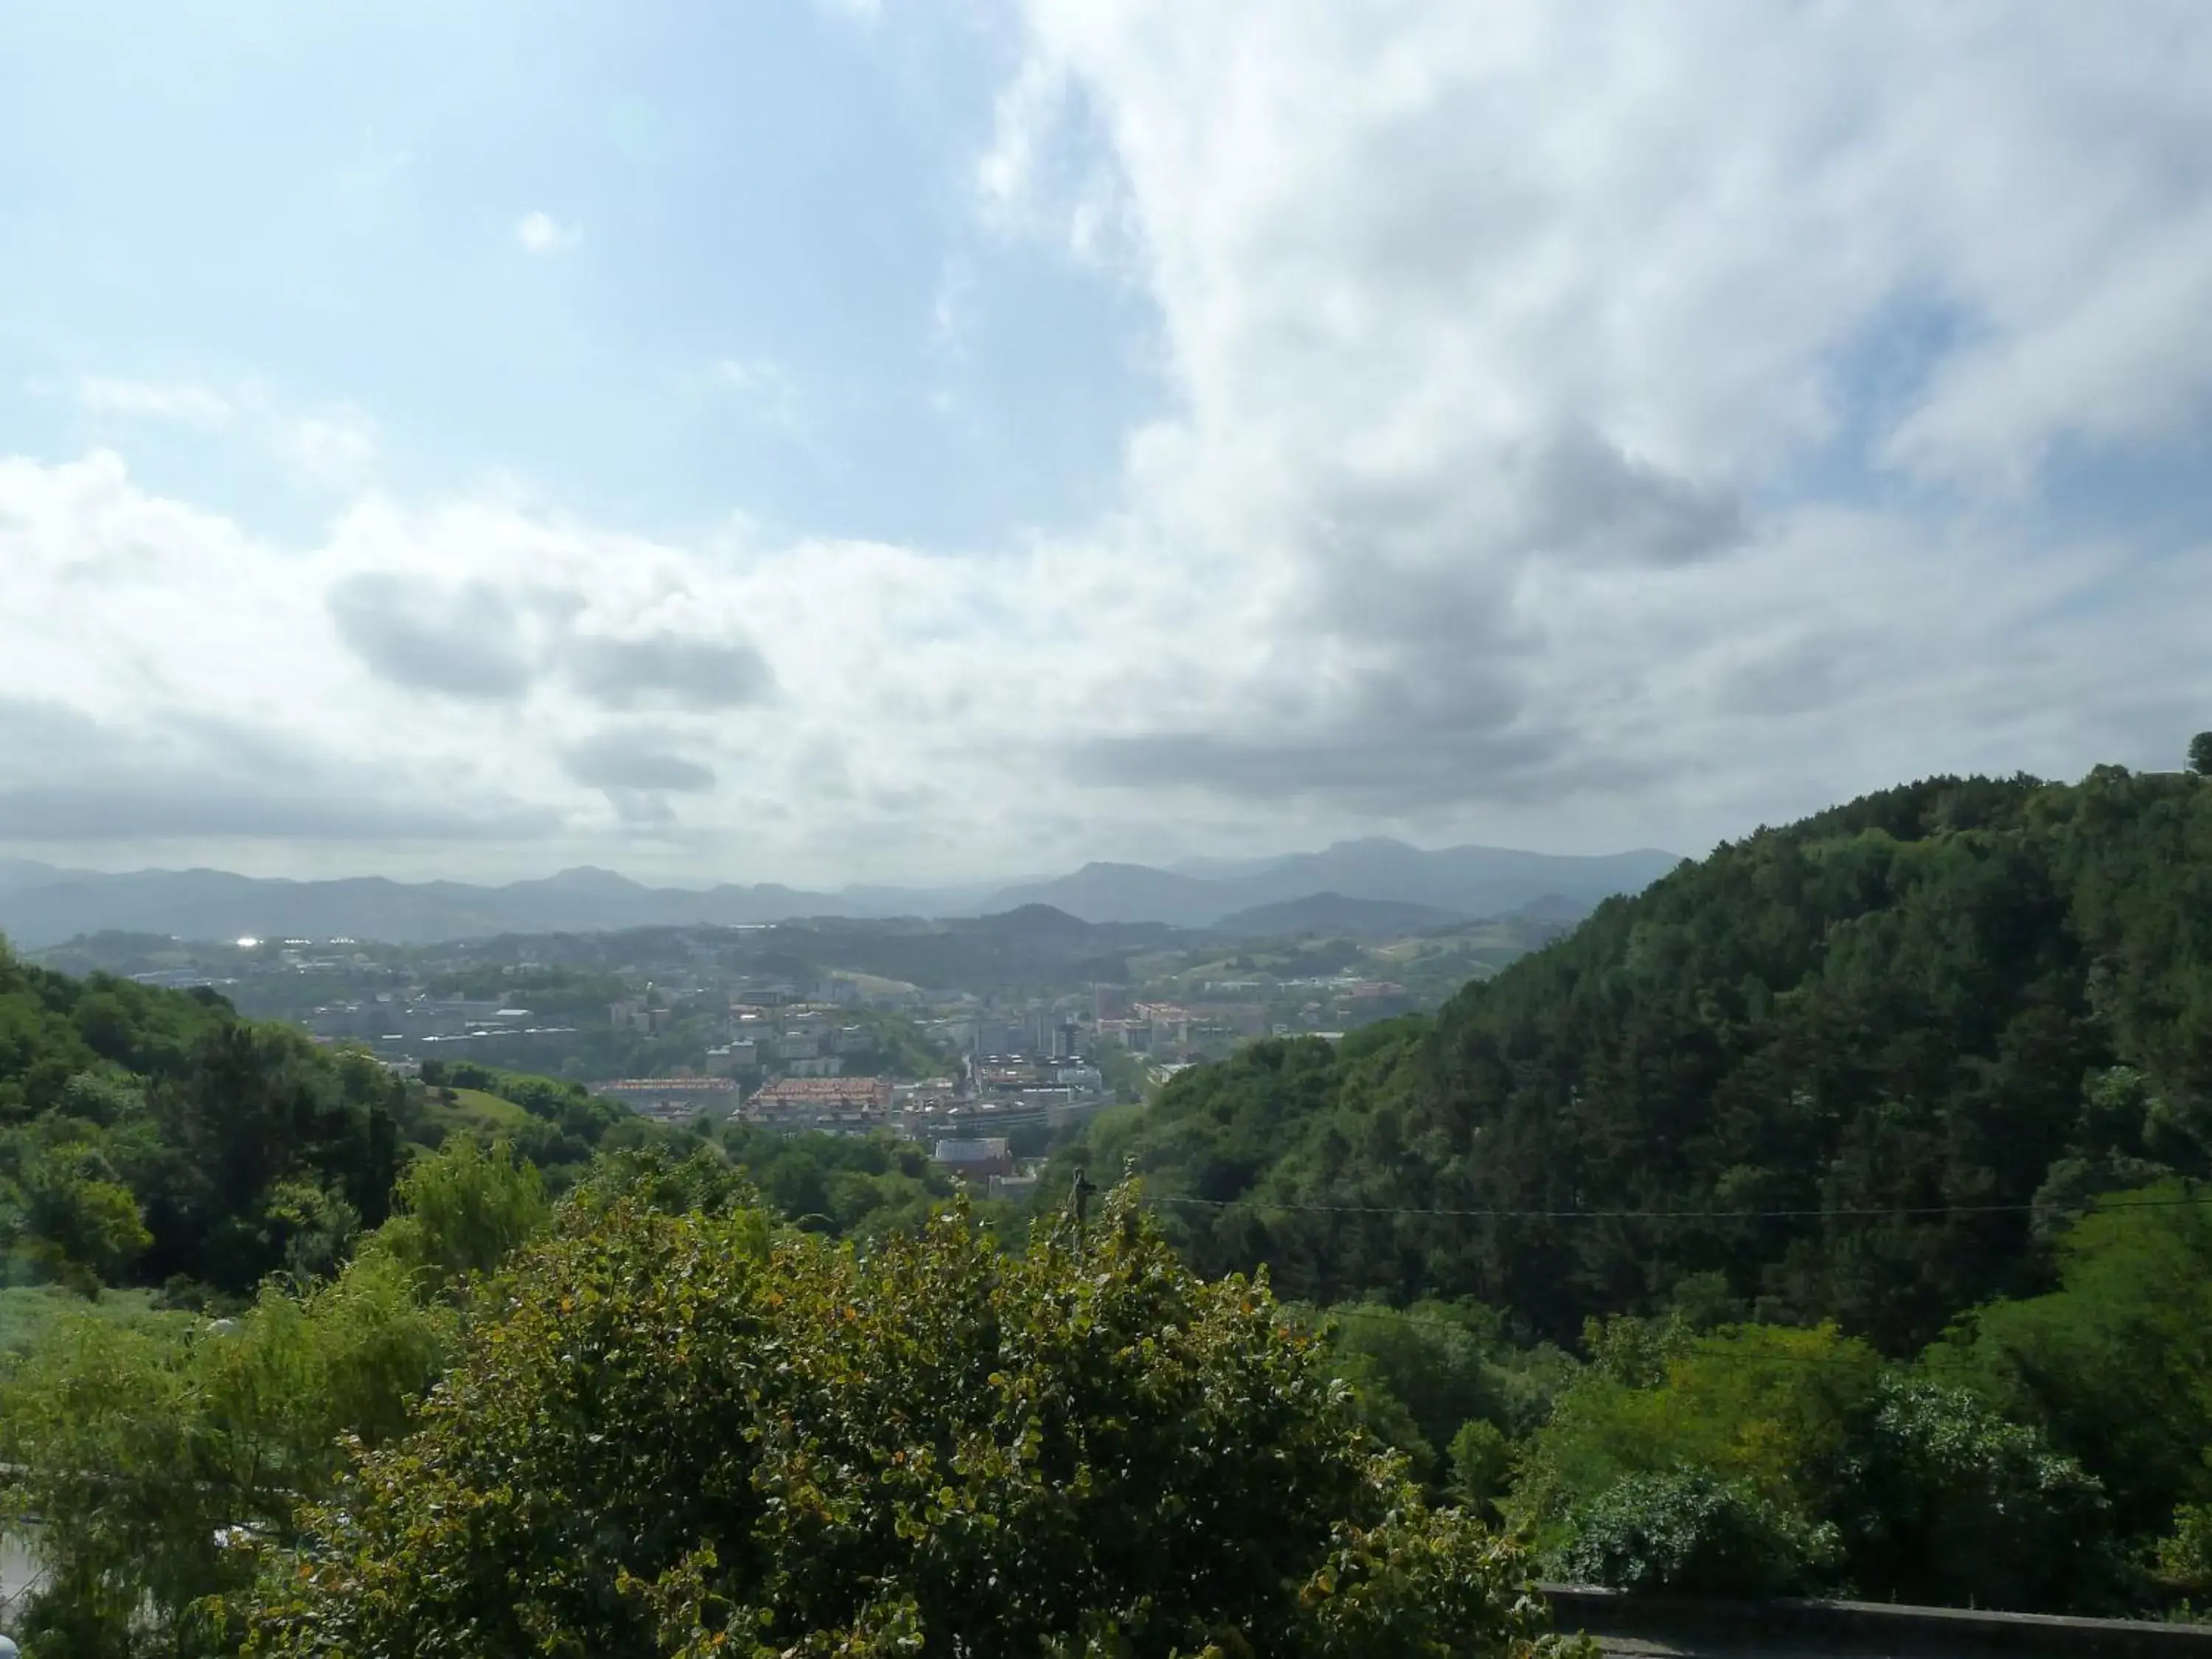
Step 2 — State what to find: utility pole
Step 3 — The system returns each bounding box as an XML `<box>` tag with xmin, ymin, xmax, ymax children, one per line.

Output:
<box><xmin>1065</xmin><ymin>1165</ymin><xmax>1097</xmax><ymax>1231</ymax></box>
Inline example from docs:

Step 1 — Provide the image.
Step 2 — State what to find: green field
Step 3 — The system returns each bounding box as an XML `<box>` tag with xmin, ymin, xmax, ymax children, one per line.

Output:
<box><xmin>0</xmin><ymin>1284</ymin><xmax>185</xmax><ymax>1360</ymax></box>
<box><xmin>423</xmin><ymin>1085</ymin><xmax>533</xmax><ymax>1132</ymax></box>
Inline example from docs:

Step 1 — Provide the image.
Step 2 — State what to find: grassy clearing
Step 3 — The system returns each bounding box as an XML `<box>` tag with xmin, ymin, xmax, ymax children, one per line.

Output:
<box><xmin>0</xmin><ymin>1284</ymin><xmax>186</xmax><ymax>1361</ymax></box>
<box><xmin>424</xmin><ymin>1086</ymin><xmax>533</xmax><ymax>1132</ymax></box>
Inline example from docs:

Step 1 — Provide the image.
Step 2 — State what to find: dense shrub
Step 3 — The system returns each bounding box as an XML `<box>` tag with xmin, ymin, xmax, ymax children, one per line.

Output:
<box><xmin>1557</xmin><ymin>1471</ymin><xmax>1832</xmax><ymax>1597</ymax></box>
<box><xmin>237</xmin><ymin>1189</ymin><xmax>1579</xmax><ymax>1658</ymax></box>
<box><xmin>1843</xmin><ymin>1376</ymin><xmax>2113</xmax><ymax>1611</ymax></box>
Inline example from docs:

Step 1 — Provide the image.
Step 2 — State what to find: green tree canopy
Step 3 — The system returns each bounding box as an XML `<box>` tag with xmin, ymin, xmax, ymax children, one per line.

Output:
<box><xmin>1065</xmin><ymin>768</ymin><xmax>2212</xmax><ymax>1354</ymax></box>
<box><xmin>1927</xmin><ymin>1180</ymin><xmax>2212</xmax><ymax>1537</ymax></box>
<box><xmin>1514</xmin><ymin>1321</ymin><xmax>2112</xmax><ymax>1610</ymax></box>
<box><xmin>240</xmin><ymin>1189</ymin><xmax>1576</xmax><ymax>1659</ymax></box>
<box><xmin>0</xmin><ymin>937</ymin><xmax>675</xmax><ymax>1304</ymax></box>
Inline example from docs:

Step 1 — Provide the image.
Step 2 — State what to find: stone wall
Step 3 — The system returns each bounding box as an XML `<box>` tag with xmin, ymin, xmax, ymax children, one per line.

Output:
<box><xmin>1541</xmin><ymin>1586</ymin><xmax>2212</xmax><ymax>1658</ymax></box>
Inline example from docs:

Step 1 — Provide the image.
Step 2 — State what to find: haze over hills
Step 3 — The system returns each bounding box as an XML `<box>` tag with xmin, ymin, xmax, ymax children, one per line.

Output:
<box><xmin>0</xmin><ymin>838</ymin><xmax>1680</xmax><ymax>948</ymax></box>
<box><xmin>0</xmin><ymin>858</ymin><xmax>94</xmax><ymax>897</ymax></box>
<box><xmin>1208</xmin><ymin>893</ymin><xmax>1472</xmax><ymax>939</ymax></box>
<box><xmin>990</xmin><ymin>839</ymin><xmax>1682</xmax><ymax>927</ymax></box>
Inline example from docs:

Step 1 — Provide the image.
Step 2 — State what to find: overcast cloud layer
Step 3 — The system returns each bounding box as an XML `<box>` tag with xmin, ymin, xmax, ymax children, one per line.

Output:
<box><xmin>2</xmin><ymin>1</ymin><xmax>2210</xmax><ymax>884</ymax></box>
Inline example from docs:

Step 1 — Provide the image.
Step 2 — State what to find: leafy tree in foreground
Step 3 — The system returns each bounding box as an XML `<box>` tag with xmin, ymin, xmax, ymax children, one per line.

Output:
<box><xmin>372</xmin><ymin>1133</ymin><xmax>549</xmax><ymax>1295</ymax></box>
<box><xmin>1842</xmin><ymin>1375</ymin><xmax>2112</xmax><ymax>1612</ymax></box>
<box><xmin>1449</xmin><ymin>1420</ymin><xmax>1514</xmax><ymax>1520</ymax></box>
<box><xmin>2160</xmin><ymin>1489</ymin><xmax>2212</xmax><ymax>1603</ymax></box>
<box><xmin>239</xmin><ymin>1188</ymin><xmax>1580</xmax><ymax>1658</ymax></box>
<box><xmin>2190</xmin><ymin>731</ymin><xmax>2212</xmax><ymax>778</ymax></box>
<box><xmin>0</xmin><ymin>1112</ymin><xmax>153</xmax><ymax>1290</ymax></box>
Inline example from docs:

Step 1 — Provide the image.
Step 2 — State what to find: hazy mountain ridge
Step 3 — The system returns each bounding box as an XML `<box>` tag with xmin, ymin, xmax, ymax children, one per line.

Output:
<box><xmin>1209</xmin><ymin>892</ymin><xmax>1474</xmax><ymax>939</ymax></box>
<box><xmin>0</xmin><ymin>838</ymin><xmax>1680</xmax><ymax>947</ymax></box>
<box><xmin>0</xmin><ymin>869</ymin><xmax>880</xmax><ymax>947</ymax></box>
<box><xmin>988</xmin><ymin>838</ymin><xmax>1680</xmax><ymax>926</ymax></box>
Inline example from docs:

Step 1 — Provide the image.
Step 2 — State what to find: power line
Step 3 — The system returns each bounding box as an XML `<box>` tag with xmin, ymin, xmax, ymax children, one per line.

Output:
<box><xmin>1292</xmin><ymin>1310</ymin><xmax>1938</xmax><ymax>1380</ymax></box>
<box><xmin>1307</xmin><ymin>1303</ymin><xmax>1820</xmax><ymax>1352</ymax></box>
<box><xmin>1137</xmin><ymin>1187</ymin><xmax>2206</xmax><ymax>1367</ymax></box>
<box><xmin>1285</xmin><ymin>1304</ymin><xmax>1983</xmax><ymax>1369</ymax></box>
<box><xmin>1140</xmin><ymin>1186</ymin><xmax>2211</xmax><ymax>1224</ymax></box>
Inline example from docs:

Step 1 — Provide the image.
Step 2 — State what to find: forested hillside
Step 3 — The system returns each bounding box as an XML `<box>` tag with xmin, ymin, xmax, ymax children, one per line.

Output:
<box><xmin>0</xmin><ymin>950</ymin><xmax>658</xmax><ymax>1303</ymax></box>
<box><xmin>1064</xmin><ymin>765</ymin><xmax>2212</xmax><ymax>1352</ymax></box>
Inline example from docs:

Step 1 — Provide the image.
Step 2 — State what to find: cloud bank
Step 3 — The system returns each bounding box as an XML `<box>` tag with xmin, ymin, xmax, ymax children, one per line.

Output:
<box><xmin>4</xmin><ymin>1</ymin><xmax>2211</xmax><ymax>881</ymax></box>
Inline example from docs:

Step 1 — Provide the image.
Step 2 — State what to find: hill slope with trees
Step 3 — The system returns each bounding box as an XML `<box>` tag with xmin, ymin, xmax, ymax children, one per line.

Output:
<box><xmin>8</xmin><ymin>757</ymin><xmax>2212</xmax><ymax>1642</ymax></box>
<box><xmin>0</xmin><ymin>947</ymin><xmax>663</xmax><ymax>1304</ymax></box>
<box><xmin>1064</xmin><ymin>765</ymin><xmax>2212</xmax><ymax>1352</ymax></box>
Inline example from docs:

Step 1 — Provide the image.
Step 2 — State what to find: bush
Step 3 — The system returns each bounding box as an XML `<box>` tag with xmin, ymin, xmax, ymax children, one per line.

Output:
<box><xmin>1509</xmin><ymin>1321</ymin><xmax>1882</xmax><ymax>1548</ymax></box>
<box><xmin>372</xmin><ymin>1135</ymin><xmax>548</xmax><ymax>1294</ymax></box>
<box><xmin>237</xmin><ymin>1189</ymin><xmax>1578</xmax><ymax>1658</ymax></box>
<box><xmin>1927</xmin><ymin>1182</ymin><xmax>2212</xmax><ymax>1540</ymax></box>
<box><xmin>2160</xmin><ymin>1497</ymin><xmax>2212</xmax><ymax>1599</ymax></box>
<box><xmin>1843</xmin><ymin>1375</ymin><xmax>2113</xmax><ymax>1611</ymax></box>
<box><xmin>0</xmin><ymin>1247</ymin><xmax>454</xmax><ymax>1657</ymax></box>
<box><xmin>1557</xmin><ymin>1470</ymin><xmax>1834</xmax><ymax>1598</ymax></box>
<box><xmin>1450</xmin><ymin>1419</ymin><xmax>1514</xmax><ymax>1517</ymax></box>
<box><xmin>1516</xmin><ymin>1321</ymin><xmax>2115</xmax><ymax>1610</ymax></box>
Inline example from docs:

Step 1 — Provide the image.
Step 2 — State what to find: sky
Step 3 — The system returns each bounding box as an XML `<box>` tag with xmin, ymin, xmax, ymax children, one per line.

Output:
<box><xmin>3</xmin><ymin>0</ymin><xmax>2211</xmax><ymax>888</ymax></box>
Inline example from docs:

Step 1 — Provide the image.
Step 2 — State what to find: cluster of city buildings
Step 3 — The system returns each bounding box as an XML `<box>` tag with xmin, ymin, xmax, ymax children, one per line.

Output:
<box><xmin>593</xmin><ymin>1043</ymin><xmax>1116</xmax><ymax>1139</ymax></box>
<box><xmin>734</xmin><ymin>1074</ymin><xmax>900</xmax><ymax>1133</ymax></box>
<box><xmin>301</xmin><ymin>994</ymin><xmax>580</xmax><ymax>1057</ymax></box>
<box><xmin>930</xmin><ymin>1137</ymin><xmax>1040</xmax><ymax>1203</ymax></box>
<box><xmin>585</xmin><ymin>1077</ymin><xmax>740</xmax><ymax>1124</ymax></box>
<box><xmin>119</xmin><ymin>926</ymin><xmax>1442</xmax><ymax>1219</ymax></box>
<box><xmin>1093</xmin><ymin>1000</ymin><xmax>1268</xmax><ymax>1051</ymax></box>
<box><xmin>693</xmin><ymin>1000</ymin><xmax>880</xmax><ymax>1080</ymax></box>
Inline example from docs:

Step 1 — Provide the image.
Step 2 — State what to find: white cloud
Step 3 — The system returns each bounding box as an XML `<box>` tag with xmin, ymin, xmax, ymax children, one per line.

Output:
<box><xmin>515</xmin><ymin>210</ymin><xmax>581</xmax><ymax>255</ymax></box>
<box><xmin>66</xmin><ymin>377</ymin><xmax>380</xmax><ymax>491</ymax></box>
<box><xmin>0</xmin><ymin>448</ymin><xmax>1186</xmax><ymax>878</ymax></box>
<box><xmin>1</xmin><ymin>428</ymin><xmax>2205</xmax><ymax>883</ymax></box>
<box><xmin>964</xmin><ymin>0</ymin><xmax>2212</xmax><ymax>827</ymax></box>
<box><xmin>976</xmin><ymin>57</ymin><xmax>1063</xmax><ymax>216</ymax></box>
<box><xmin>993</xmin><ymin>0</ymin><xmax>2212</xmax><ymax>482</ymax></box>
<box><xmin>973</xmin><ymin>57</ymin><xmax>1130</xmax><ymax>265</ymax></box>
<box><xmin>712</xmin><ymin>358</ymin><xmax>810</xmax><ymax>439</ymax></box>
<box><xmin>75</xmin><ymin>378</ymin><xmax>234</xmax><ymax>428</ymax></box>
<box><xmin>287</xmin><ymin>409</ymin><xmax>378</xmax><ymax>487</ymax></box>
<box><xmin>928</xmin><ymin>261</ymin><xmax>971</xmax><ymax>352</ymax></box>
<box><xmin>7</xmin><ymin>4</ymin><xmax>2212</xmax><ymax>881</ymax></box>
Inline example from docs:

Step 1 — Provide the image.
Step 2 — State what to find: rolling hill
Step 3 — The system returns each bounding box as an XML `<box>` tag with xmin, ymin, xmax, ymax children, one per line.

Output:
<box><xmin>989</xmin><ymin>839</ymin><xmax>1680</xmax><ymax>926</ymax></box>
<box><xmin>1210</xmin><ymin>892</ymin><xmax>1467</xmax><ymax>938</ymax></box>
<box><xmin>0</xmin><ymin>838</ymin><xmax>1680</xmax><ymax>947</ymax></box>
<box><xmin>1056</xmin><ymin>765</ymin><xmax>2212</xmax><ymax>1354</ymax></box>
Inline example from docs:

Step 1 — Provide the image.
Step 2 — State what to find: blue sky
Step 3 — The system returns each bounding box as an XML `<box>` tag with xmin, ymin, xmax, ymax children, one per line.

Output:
<box><xmin>0</xmin><ymin>1</ymin><xmax>1158</xmax><ymax>549</ymax></box>
<box><xmin>2</xmin><ymin>1</ymin><xmax>2210</xmax><ymax>886</ymax></box>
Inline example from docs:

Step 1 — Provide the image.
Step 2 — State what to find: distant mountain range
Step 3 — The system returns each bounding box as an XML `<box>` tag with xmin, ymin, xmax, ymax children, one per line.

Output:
<box><xmin>0</xmin><ymin>838</ymin><xmax>1682</xmax><ymax>949</ymax></box>
<box><xmin>992</xmin><ymin>839</ymin><xmax>1680</xmax><ymax>927</ymax></box>
<box><xmin>1209</xmin><ymin>892</ymin><xmax>1474</xmax><ymax>939</ymax></box>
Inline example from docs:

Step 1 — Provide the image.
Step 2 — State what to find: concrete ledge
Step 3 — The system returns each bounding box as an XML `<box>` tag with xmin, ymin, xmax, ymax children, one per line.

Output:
<box><xmin>1540</xmin><ymin>1585</ymin><xmax>2212</xmax><ymax>1657</ymax></box>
